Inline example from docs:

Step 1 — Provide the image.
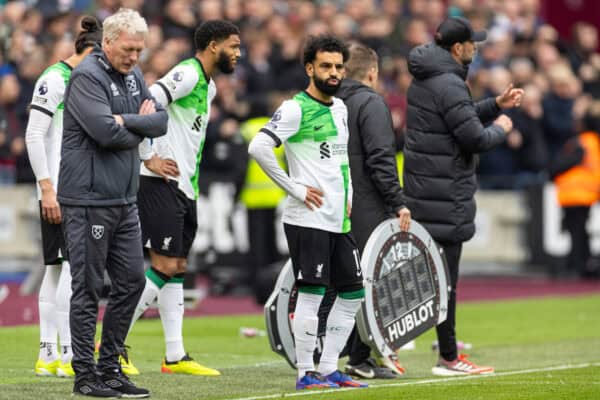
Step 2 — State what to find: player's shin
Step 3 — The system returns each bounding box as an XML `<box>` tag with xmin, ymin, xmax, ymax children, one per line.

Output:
<box><xmin>318</xmin><ymin>292</ymin><xmax>363</xmax><ymax>376</ymax></box>
<box><xmin>292</xmin><ymin>291</ymin><xmax>324</xmax><ymax>378</ymax></box>
<box><xmin>128</xmin><ymin>267</ymin><xmax>169</xmax><ymax>334</ymax></box>
<box><xmin>56</xmin><ymin>261</ymin><xmax>72</xmax><ymax>362</ymax></box>
<box><xmin>159</xmin><ymin>274</ymin><xmax>185</xmax><ymax>362</ymax></box>
<box><xmin>39</xmin><ymin>264</ymin><xmax>60</xmax><ymax>362</ymax></box>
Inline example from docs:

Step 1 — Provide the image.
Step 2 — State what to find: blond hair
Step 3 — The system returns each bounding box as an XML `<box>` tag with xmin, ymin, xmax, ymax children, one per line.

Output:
<box><xmin>345</xmin><ymin>42</ymin><xmax>378</xmax><ymax>81</ymax></box>
<box><xmin>102</xmin><ymin>8</ymin><xmax>148</xmax><ymax>42</ymax></box>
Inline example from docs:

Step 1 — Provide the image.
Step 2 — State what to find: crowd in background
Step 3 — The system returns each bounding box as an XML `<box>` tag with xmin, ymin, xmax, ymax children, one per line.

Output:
<box><xmin>0</xmin><ymin>0</ymin><xmax>599</xmax><ymax>190</ymax></box>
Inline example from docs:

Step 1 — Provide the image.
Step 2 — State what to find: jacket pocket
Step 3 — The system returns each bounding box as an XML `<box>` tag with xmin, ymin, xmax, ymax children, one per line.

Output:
<box><xmin>59</xmin><ymin>149</ymin><xmax>93</xmax><ymax>198</ymax></box>
<box><xmin>92</xmin><ymin>151</ymin><xmax>131</xmax><ymax>199</ymax></box>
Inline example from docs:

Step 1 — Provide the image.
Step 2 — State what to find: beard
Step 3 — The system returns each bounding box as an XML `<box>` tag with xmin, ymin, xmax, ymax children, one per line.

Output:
<box><xmin>314</xmin><ymin>75</ymin><xmax>341</xmax><ymax>96</ymax></box>
<box><xmin>216</xmin><ymin>50</ymin><xmax>235</xmax><ymax>74</ymax></box>
<box><xmin>460</xmin><ymin>49</ymin><xmax>474</xmax><ymax>66</ymax></box>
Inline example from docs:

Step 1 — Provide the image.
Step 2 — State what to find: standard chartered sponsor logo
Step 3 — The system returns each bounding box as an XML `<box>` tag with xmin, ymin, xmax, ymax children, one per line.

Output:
<box><xmin>319</xmin><ymin>142</ymin><xmax>331</xmax><ymax>159</ymax></box>
<box><xmin>331</xmin><ymin>143</ymin><xmax>347</xmax><ymax>156</ymax></box>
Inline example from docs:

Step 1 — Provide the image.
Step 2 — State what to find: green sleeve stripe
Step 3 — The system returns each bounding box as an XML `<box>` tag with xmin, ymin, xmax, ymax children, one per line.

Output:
<box><xmin>189</xmin><ymin>137</ymin><xmax>205</xmax><ymax>199</ymax></box>
<box><xmin>341</xmin><ymin>164</ymin><xmax>351</xmax><ymax>233</ymax></box>
<box><xmin>338</xmin><ymin>288</ymin><xmax>365</xmax><ymax>299</ymax></box>
<box><xmin>297</xmin><ymin>285</ymin><xmax>327</xmax><ymax>295</ymax></box>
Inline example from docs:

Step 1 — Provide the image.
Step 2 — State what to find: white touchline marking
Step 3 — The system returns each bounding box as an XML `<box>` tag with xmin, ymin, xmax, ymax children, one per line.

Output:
<box><xmin>225</xmin><ymin>362</ymin><xmax>600</xmax><ymax>400</ymax></box>
<box><xmin>251</xmin><ymin>360</ymin><xmax>288</xmax><ymax>368</ymax></box>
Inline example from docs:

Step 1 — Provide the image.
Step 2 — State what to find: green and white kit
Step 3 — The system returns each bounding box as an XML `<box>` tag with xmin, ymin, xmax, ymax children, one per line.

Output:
<box><xmin>258</xmin><ymin>91</ymin><xmax>352</xmax><ymax>233</ymax></box>
<box><xmin>27</xmin><ymin>61</ymin><xmax>72</xmax><ymax>198</ymax></box>
<box><xmin>141</xmin><ymin>58</ymin><xmax>216</xmax><ymax>200</ymax></box>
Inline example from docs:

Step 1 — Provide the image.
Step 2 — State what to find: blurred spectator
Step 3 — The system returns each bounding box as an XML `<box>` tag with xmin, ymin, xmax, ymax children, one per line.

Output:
<box><xmin>543</xmin><ymin>64</ymin><xmax>584</xmax><ymax>159</ymax></box>
<box><xmin>395</xmin><ymin>18</ymin><xmax>430</xmax><ymax>57</ymax></box>
<box><xmin>163</xmin><ymin>0</ymin><xmax>196</xmax><ymax>40</ymax></box>
<box><xmin>551</xmin><ymin>102</ymin><xmax>600</xmax><ymax>278</ymax></box>
<box><xmin>240</xmin><ymin>32</ymin><xmax>275</xmax><ymax>116</ymax></box>
<box><xmin>509</xmin><ymin>57</ymin><xmax>535</xmax><ymax>87</ymax></box>
<box><xmin>567</xmin><ymin>22</ymin><xmax>598</xmax><ymax>74</ymax></box>
<box><xmin>506</xmin><ymin>84</ymin><xmax>548</xmax><ymax>180</ymax></box>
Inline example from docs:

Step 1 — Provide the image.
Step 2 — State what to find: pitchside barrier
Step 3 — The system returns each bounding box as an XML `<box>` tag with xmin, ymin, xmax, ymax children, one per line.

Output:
<box><xmin>265</xmin><ymin>220</ymin><xmax>450</xmax><ymax>372</ymax></box>
<box><xmin>2</xmin><ymin>183</ymin><xmax>600</xmax><ymax>283</ymax></box>
<box><xmin>0</xmin><ymin>185</ymin><xmax>38</xmax><ymax>259</ymax></box>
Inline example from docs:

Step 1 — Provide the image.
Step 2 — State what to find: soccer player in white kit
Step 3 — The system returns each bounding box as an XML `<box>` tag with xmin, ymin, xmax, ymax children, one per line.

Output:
<box><xmin>25</xmin><ymin>16</ymin><xmax>102</xmax><ymax>378</ymax></box>
<box><xmin>127</xmin><ymin>20</ymin><xmax>241</xmax><ymax>376</ymax></box>
<box><xmin>249</xmin><ymin>35</ymin><xmax>367</xmax><ymax>390</ymax></box>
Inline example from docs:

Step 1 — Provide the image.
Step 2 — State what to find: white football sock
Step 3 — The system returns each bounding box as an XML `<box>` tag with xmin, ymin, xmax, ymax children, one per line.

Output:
<box><xmin>39</xmin><ymin>264</ymin><xmax>60</xmax><ymax>361</ymax></box>
<box><xmin>159</xmin><ymin>282</ymin><xmax>185</xmax><ymax>362</ymax></box>
<box><xmin>55</xmin><ymin>261</ymin><xmax>72</xmax><ymax>362</ymax></box>
<box><xmin>317</xmin><ymin>296</ymin><xmax>362</xmax><ymax>376</ymax></box>
<box><xmin>61</xmin><ymin>345</ymin><xmax>73</xmax><ymax>364</ymax></box>
<box><xmin>292</xmin><ymin>292</ymin><xmax>323</xmax><ymax>378</ymax></box>
<box><xmin>128</xmin><ymin>277</ymin><xmax>161</xmax><ymax>335</ymax></box>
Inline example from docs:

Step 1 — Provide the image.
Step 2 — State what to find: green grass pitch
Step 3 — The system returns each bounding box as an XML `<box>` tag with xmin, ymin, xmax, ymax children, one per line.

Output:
<box><xmin>1</xmin><ymin>295</ymin><xmax>599</xmax><ymax>399</ymax></box>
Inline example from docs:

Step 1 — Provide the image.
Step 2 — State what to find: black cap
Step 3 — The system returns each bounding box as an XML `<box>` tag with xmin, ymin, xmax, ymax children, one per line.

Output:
<box><xmin>435</xmin><ymin>17</ymin><xmax>487</xmax><ymax>47</ymax></box>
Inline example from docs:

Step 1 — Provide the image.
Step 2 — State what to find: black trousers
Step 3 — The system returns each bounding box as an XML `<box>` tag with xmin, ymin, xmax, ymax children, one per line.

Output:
<box><xmin>435</xmin><ymin>242</ymin><xmax>462</xmax><ymax>362</ymax></box>
<box><xmin>247</xmin><ymin>209</ymin><xmax>282</xmax><ymax>296</ymax></box>
<box><xmin>62</xmin><ymin>204</ymin><xmax>145</xmax><ymax>376</ymax></box>
<box><xmin>562</xmin><ymin>206</ymin><xmax>591</xmax><ymax>276</ymax></box>
<box><xmin>347</xmin><ymin>209</ymin><xmax>387</xmax><ymax>365</ymax></box>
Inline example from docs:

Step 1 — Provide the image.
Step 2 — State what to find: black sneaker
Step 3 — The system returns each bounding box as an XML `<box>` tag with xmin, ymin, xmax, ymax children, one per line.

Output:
<box><xmin>101</xmin><ymin>370</ymin><xmax>150</xmax><ymax>398</ymax></box>
<box><xmin>344</xmin><ymin>358</ymin><xmax>400</xmax><ymax>379</ymax></box>
<box><xmin>73</xmin><ymin>373</ymin><xmax>123</xmax><ymax>398</ymax></box>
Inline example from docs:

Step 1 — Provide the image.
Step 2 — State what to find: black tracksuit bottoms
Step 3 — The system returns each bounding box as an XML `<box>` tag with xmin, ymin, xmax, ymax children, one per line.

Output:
<box><xmin>62</xmin><ymin>204</ymin><xmax>145</xmax><ymax>376</ymax></box>
<box><xmin>435</xmin><ymin>241</ymin><xmax>462</xmax><ymax>362</ymax></box>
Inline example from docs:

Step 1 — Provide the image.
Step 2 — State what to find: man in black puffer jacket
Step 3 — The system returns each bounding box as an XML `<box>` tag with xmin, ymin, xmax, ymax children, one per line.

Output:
<box><xmin>404</xmin><ymin>17</ymin><xmax>523</xmax><ymax>376</ymax></box>
<box><xmin>337</xmin><ymin>43</ymin><xmax>411</xmax><ymax>379</ymax></box>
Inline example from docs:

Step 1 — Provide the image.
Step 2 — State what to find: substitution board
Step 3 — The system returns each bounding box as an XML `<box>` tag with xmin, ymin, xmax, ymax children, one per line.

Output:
<box><xmin>265</xmin><ymin>219</ymin><xmax>450</xmax><ymax>369</ymax></box>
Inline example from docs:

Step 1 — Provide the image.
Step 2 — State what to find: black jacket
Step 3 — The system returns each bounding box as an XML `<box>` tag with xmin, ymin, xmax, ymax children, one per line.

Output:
<box><xmin>404</xmin><ymin>43</ymin><xmax>504</xmax><ymax>244</ymax></box>
<box><xmin>337</xmin><ymin>79</ymin><xmax>405</xmax><ymax>251</ymax></box>
<box><xmin>58</xmin><ymin>47</ymin><xmax>168</xmax><ymax>206</ymax></box>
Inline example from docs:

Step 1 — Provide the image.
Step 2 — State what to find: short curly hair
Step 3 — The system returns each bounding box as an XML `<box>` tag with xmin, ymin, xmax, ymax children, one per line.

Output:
<box><xmin>302</xmin><ymin>35</ymin><xmax>349</xmax><ymax>66</ymax></box>
<box><xmin>194</xmin><ymin>20</ymin><xmax>240</xmax><ymax>51</ymax></box>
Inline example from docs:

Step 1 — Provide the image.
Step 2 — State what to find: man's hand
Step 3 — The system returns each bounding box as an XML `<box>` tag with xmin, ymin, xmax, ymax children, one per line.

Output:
<box><xmin>139</xmin><ymin>99</ymin><xmax>156</xmax><ymax>115</ymax></box>
<box><xmin>39</xmin><ymin>179</ymin><xmax>61</xmax><ymax>224</ymax></box>
<box><xmin>493</xmin><ymin>114</ymin><xmax>513</xmax><ymax>133</ymax></box>
<box><xmin>347</xmin><ymin>202</ymin><xmax>352</xmax><ymax>217</ymax></box>
<box><xmin>304</xmin><ymin>186</ymin><xmax>324</xmax><ymax>210</ymax></box>
<box><xmin>496</xmin><ymin>83</ymin><xmax>525</xmax><ymax>109</ymax></box>
<box><xmin>397</xmin><ymin>207</ymin><xmax>411</xmax><ymax>232</ymax></box>
<box><xmin>114</xmin><ymin>115</ymin><xmax>124</xmax><ymax>126</ymax></box>
<box><xmin>507</xmin><ymin>129</ymin><xmax>523</xmax><ymax>149</ymax></box>
<box><xmin>143</xmin><ymin>154</ymin><xmax>179</xmax><ymax>181</ymax></box>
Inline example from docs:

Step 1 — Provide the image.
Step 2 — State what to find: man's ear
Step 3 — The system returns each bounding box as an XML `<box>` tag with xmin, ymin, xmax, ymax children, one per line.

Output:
<box><xmin>209</xmin><ymin>40</ymin><xmax>218</xmax><ymax>54</ymax></box>
<box><xmin>451</xmin><ymin>42</ymin><xmax>462</xmax><ymax>56</ymax></box>
<box><xmin>305</xmin><ymin>62</ymin><xmax>314</xmax><ymax>78</ymax></box>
